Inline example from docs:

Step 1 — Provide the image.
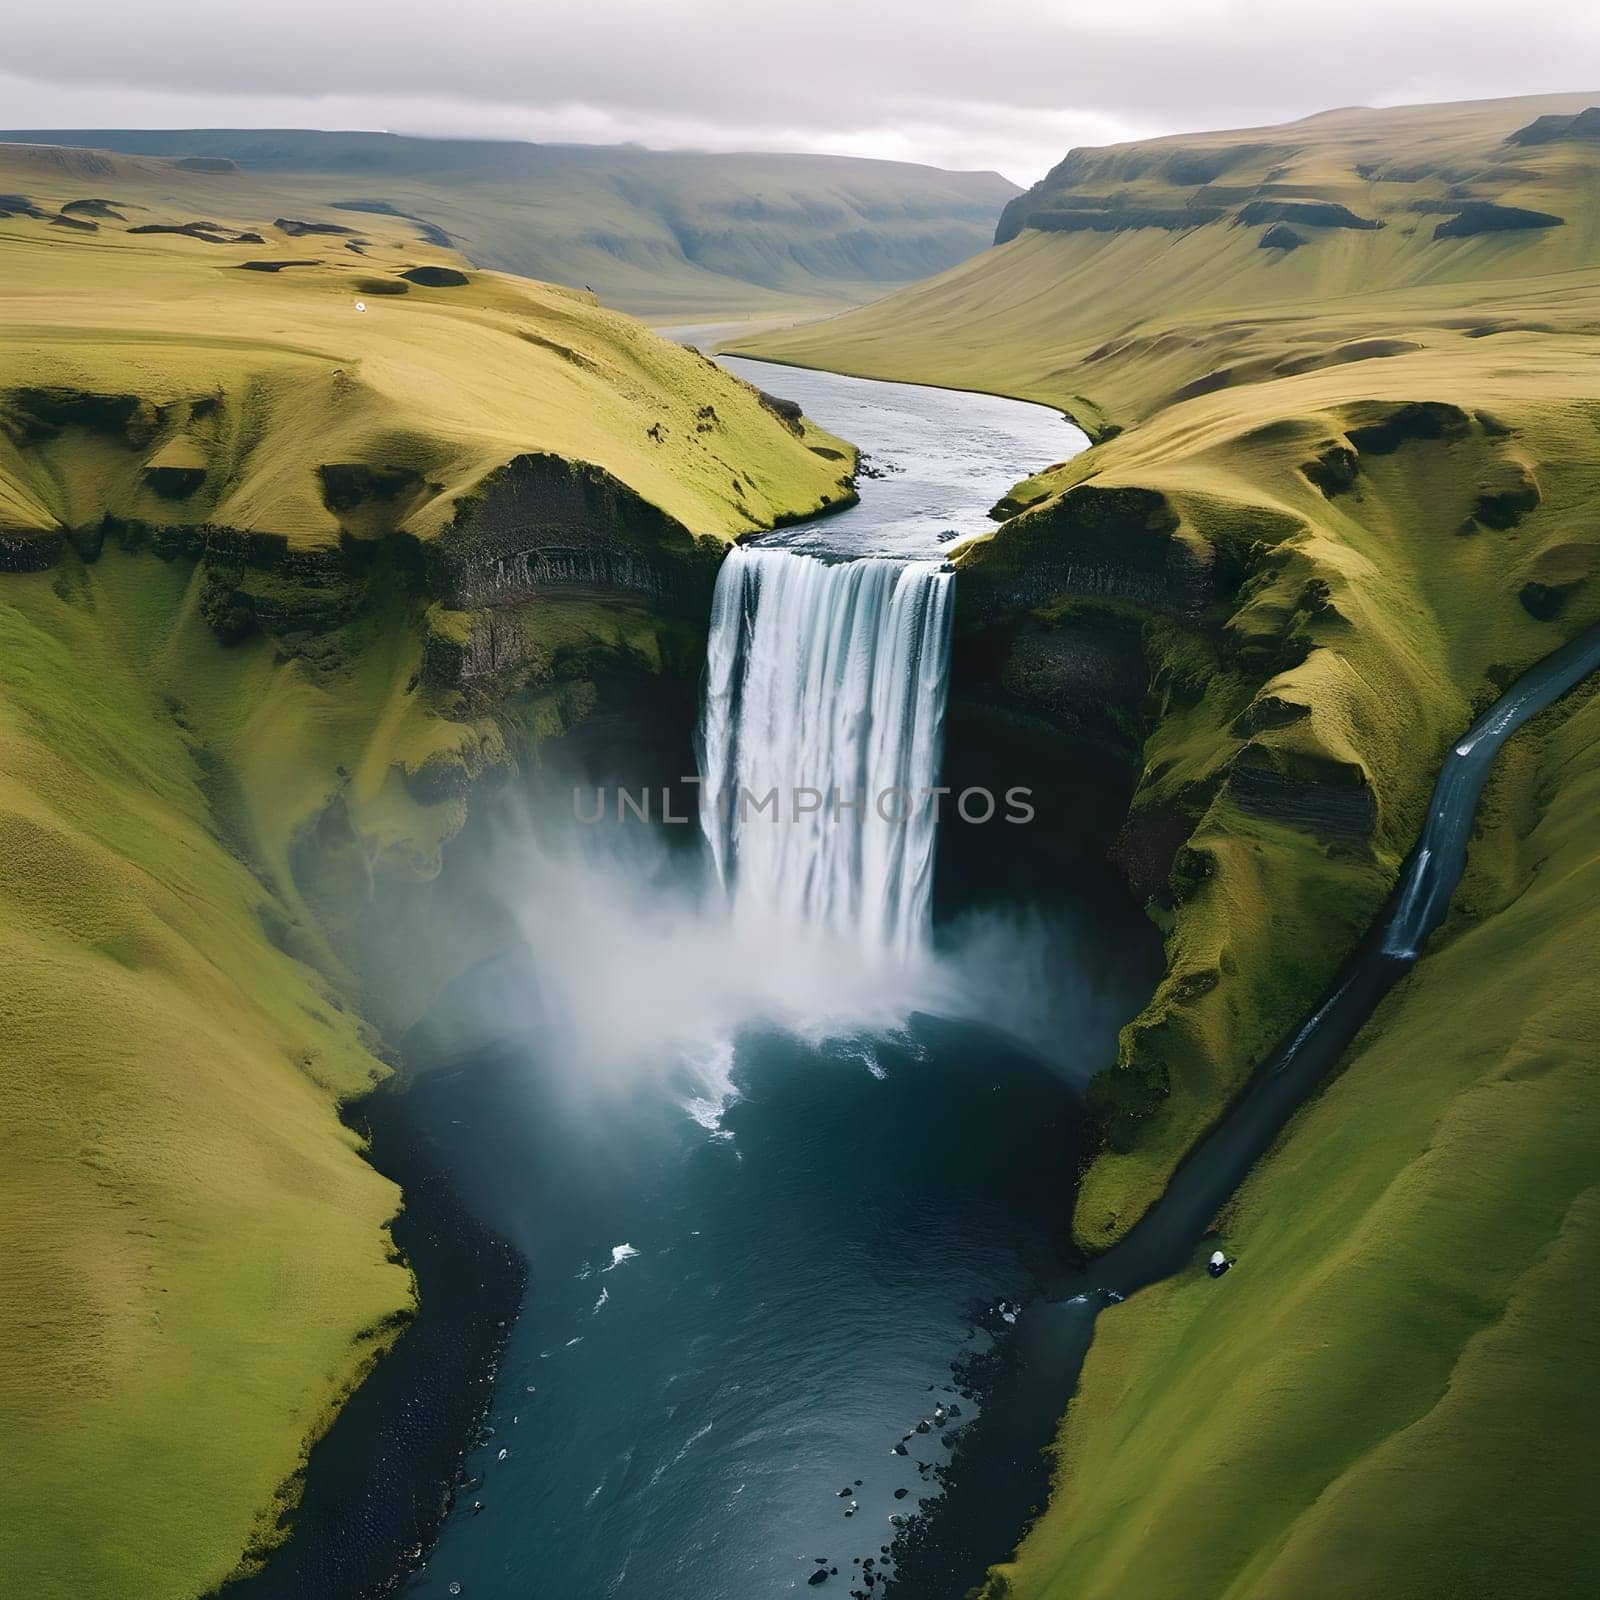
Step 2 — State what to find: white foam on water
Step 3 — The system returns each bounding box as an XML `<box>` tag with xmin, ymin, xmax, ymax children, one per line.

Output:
<box><xmin>679</xmin><ymin>1039</ymin><xmax>740</xmax><ymax>1137</ymax></box>
<box><xmin>605</xmin><ymin>1243</ymin><xmax>640</xmax><ymax>1271</ymax></box>
<box><xmin>650</xmin><ymin>1418</ymin><xmax>716</xmax><ymax>1486</ymax></box>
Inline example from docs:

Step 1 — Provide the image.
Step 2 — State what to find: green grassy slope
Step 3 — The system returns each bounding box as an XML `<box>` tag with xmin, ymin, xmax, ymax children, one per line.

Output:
<box><xmin>0</xmin><ymin>152</ymin><xmax>852</xmax><ymax>1599</ymax></box>
<box><xmin>988</xmin><ymin>672</ymin><xmax>1600</xmax><ymax>1600</ymax></box>
<box><xmin>1</xmin><ymin>129</ymin><xmax>1017</xmax><ymax>322</ymax></box>
<box><xmin>0</xmin><ymin>555</ymin><xmax>416</xmax><ymax>1599</ymax></box>
<box><xmin>738</xmin><ymin>91</ymin><xmax>1600</xmax><ymax>405</ymax></box>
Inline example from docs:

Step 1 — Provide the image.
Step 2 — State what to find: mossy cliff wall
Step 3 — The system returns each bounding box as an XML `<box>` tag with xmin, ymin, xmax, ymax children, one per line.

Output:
<box><xmin>429</xmin><ymin>452</ymin><xmax>724</xmax><ymax>613</ymax></box>
<box><xmin>949</xmin><ymin>393</ymin><xmax>1600</xmax><ymax>1247</ymax></box>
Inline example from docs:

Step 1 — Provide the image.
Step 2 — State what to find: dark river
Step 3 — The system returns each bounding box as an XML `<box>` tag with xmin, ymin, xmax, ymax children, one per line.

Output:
<box><xmin>397</xmin><ymin>1008</ymin><xmax>1095</xmax><ymax>1598</ymax></box>
<box><xmin>232</xmin><ymin>358</ymin><xmax>1148</xmax><ymax>1600</ymax></box>
<box><xmin>396</xmin><ymin>364</ymin><xmax>1126</xmax><ymax>1599</ymax></box>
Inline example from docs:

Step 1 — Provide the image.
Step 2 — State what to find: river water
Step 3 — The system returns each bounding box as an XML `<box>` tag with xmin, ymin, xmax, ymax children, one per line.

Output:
<box><xmin>231</xmin><ymin>350</ymin><xmax>1600</xmax><ymax>1600</ymax></box>
<box><xmin>715</xmin><ymin>355</ymin><xmax>1083</xmax><ymax>560</ymax></box>
<box><xmin>383</xmin><ymin>366</ymin><xmax>1127</xmax><ymax>1600</ymax></box>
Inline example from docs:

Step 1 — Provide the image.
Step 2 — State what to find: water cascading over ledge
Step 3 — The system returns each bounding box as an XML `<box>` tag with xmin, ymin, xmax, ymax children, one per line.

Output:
<box><xmin>698</xmin><ymin>547</ymin><xmax>955</xmax><ymax>962</ymax></box>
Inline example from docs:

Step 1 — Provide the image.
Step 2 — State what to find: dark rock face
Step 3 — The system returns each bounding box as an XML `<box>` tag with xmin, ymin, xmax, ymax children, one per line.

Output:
<box><xmin>318</xmin><ymin>463</ymin><xmax>425</xmax><ymax>513</ymax></box>
<box><xmin>757</xmin><ymin>390</ymin><xmax>805</xmax><ymax>435</ymax></box>
<box><xmin>142</xmin><ymin>464</ymin><xmax>207</xmax><ymax>499</ymax></box>
<box><xmin>1225</xmin><ymin>759</ymin><xmax>1377</xmax><ymax>843</ymax></box>
<box><xmin>1346</xmin><ymin>401</ymin><xmax>1471</xmax><ymax>456</ymax></box>
<box><xmin>994</xmin><ymin>141</ymin><xmax>1281</xmax><ymax>243</ymax></box>
<box><xmin>1236</xmin><ymin>200</ymin><xmax>1382</xmax><ymax>231</ymax></box>
<box><xmin>1111</xmin><ymin>793</ymin><xmax>1206</xmax><ymax>910</ymax></box>
<box><xmin>1230</xmin><ymin>694</ymin><xmax>1311</xmax><ymax>737</ymax></box>
<box><xmin>434</xmin><ymin>609</ymin><xmax>530</xmax><ymax>687</ymax></box>
<box><xmin>0</xmin><ymin>531</ymin><xmax>64</xmax><ymax>572</ymax></box>
<box><xmin>60</xmin><ymin>197</ymin><xmax>126</xmax><ymax>220</ymax></box>
<box><xmin>1027</xmin><ymin>204</ymin><xmax>1225</xmax><ymax>234</ymax></box>
<box><xmin>275</xmin><ymin>217</ymin><xmax>358</xmax><ymax>237</ymax></box>
<box><xmin>1433</xmin><ymin>202</ymin><xmax>1564</xmax><ymax>239</ymax></box>
<box><xmin>4</xmin><ymin>385</ymin><xmax>157</xmax><ymax>446</ymax></box>
<box><xmin>944</xmin><ymin>486</ymin><xmax>1214</xmax><ymax>886</ymax></box>
<box><xmin>1259</xmin><ymin>223</ymin><xmax>1304</xmax><ymax>251</ymax></box>
<box><xmin>997</xmin><ymin>621</ymin><xmax>1148</xmax><ymax>728</ymax></box>
<box><xmin>400</xmin><ymin>265</ymin><xmax>470</xmax><ymax>287</ymax></box>
<box><xmin>1301</xmin><ymin>445</ymin><xmax>1359</xmax><ymax>497</ymax></box>
<box><xmin>1520</xmin><ymin>580</ymin><xmax>1581</xmax><ymax>621</ymax></box>
<box><xmin>433</xmin><ymin>452</ymin><xmax>717</xmax><ymax>614</ymax></box>
<box><xmin>1473</xmin><ymin>471</ymin><xmax>1541</xmax><ymax>530</ymax></box>
<box><xmin>959</xmin><ymin>486</ymin><xmax>1213</xmax><ymax>621</ymax></box>
<box><xmin>127</xmin><ymin>220</ymin><xmax>264</xmax><ymax>244</ymax></box>
<box><xmin>1507</xmin><ymin>107</ymin><xmax>1600</xmax><ymax>146</ymax></box>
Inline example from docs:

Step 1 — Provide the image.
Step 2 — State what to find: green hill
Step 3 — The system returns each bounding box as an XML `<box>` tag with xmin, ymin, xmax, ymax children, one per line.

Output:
<box><xmin>0</xmin><ymin>142</ymin><xmax>852</xmax><ymax>1600</ymax></box>
<box><xmin>0</xmin><ymin>128</ymin><xmax>1017</xmax><ymax>322</ymax></box>
<box><xmin>736</xmin><ymin>91</ymin><xmax>1600</xmax><ymax>1599</ymax></box>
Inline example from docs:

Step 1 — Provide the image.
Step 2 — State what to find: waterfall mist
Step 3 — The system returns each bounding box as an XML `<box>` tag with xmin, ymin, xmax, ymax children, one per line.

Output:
<box><xmin>444</xmin><ymin>547</ymin><xmax>1127</xmax><ymax>1128</ymax></box>
<box><xmin>471</xmin><ymin>802</ymin><xmax>1123</xmax><ymax>1128</ymax></box>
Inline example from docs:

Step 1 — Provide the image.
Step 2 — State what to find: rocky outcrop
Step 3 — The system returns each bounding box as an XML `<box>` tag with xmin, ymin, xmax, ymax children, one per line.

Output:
<box><xmin>400</xmin><ymin>265</ymin><xmax>470</xmax><ymax>287</ymax></box>
<box><xmin>1225</xmin><ymin>744</ymin><xmax>1377</xmax><ymax>843</ymax></box>
<box><xmin>1507</xmin><ymin>106</ymin><xmax>1600</xmax><ymax>145</ymax></box>
<box><xmin>944</xmin><ymin>487</ymin><xmax>1212</xmax><ymax>878</ymax></box>
<box><xmin>0</xmin><ymin>531</ymin><xmax>63</xmax><ymax>572</ymax></box>
<box><xmin>1236</xmin><ymin>200</ymin><xmax>1382</xmax><ymax>231</ymax></box>
<box><xmin>994</xmin><ymin>141</ymin><xmax>1284</xmax><ymax>243</ymax></box>
<box><xmin>1433</xmin><ymin>202</ymin><xmax>1564</xmax><ymax>239</ymax></box>
<box><xmin>958</xmin><ymin>485</ymin><xmax>1214</xmax><ymax>620</ymax></box>
<box><xmin>431</xmin><ymin>452</ymin><xmax>720</xmax><ymax>614</ymax></box>
<box><xmin>1027</xmin><ymin>204</ymin><xmax>1226</xmax><ymax>234</ymax></box>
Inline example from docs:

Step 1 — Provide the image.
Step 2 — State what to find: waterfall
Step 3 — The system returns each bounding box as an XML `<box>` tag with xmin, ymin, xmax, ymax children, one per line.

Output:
<box><xmin>697</xmin><ymin>546</ymin><xmax>955</xmax><ymax>962</ymax></box>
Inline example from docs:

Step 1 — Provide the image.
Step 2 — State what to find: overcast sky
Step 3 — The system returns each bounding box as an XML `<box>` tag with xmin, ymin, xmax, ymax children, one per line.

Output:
<box><xmin>5</xmin><ymin>1</ymin><xmax>1597</xmax><ymax>184</ymax></box>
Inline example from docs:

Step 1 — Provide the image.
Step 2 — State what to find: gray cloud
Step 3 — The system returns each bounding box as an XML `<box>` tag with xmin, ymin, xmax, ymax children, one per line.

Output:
<box><xmin>6</xmin><ymin>1</ymin><xmax>1598</xmax><ymax>182</ymax></box>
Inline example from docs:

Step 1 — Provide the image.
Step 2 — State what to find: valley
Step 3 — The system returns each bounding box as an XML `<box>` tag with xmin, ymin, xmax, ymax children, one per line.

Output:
<box><xmin>3</xmin><ymin>83</ymin><xmax>1598</xmax><ymax>1600</ymax></box>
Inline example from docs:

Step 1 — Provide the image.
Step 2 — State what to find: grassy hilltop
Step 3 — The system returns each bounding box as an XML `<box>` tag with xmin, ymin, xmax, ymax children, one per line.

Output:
<box><xmin>0</xmin><ymin>141</ymin><xmax>851</xmax><ymax>1600</ymax></box>
<box><xmin>736</xmin><ymin>91</ymin><xmax>1600</xmax><ymax>1596</ymax></box>
<box><xmin>0</xmin><ymin>141</ymin><xmax>852</xmax><ymax>553</ymax></box>
<box><xmin>1</xmin><ymin>129</ymin><xmax>1018</xmax><ymax>323</ymax></box>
